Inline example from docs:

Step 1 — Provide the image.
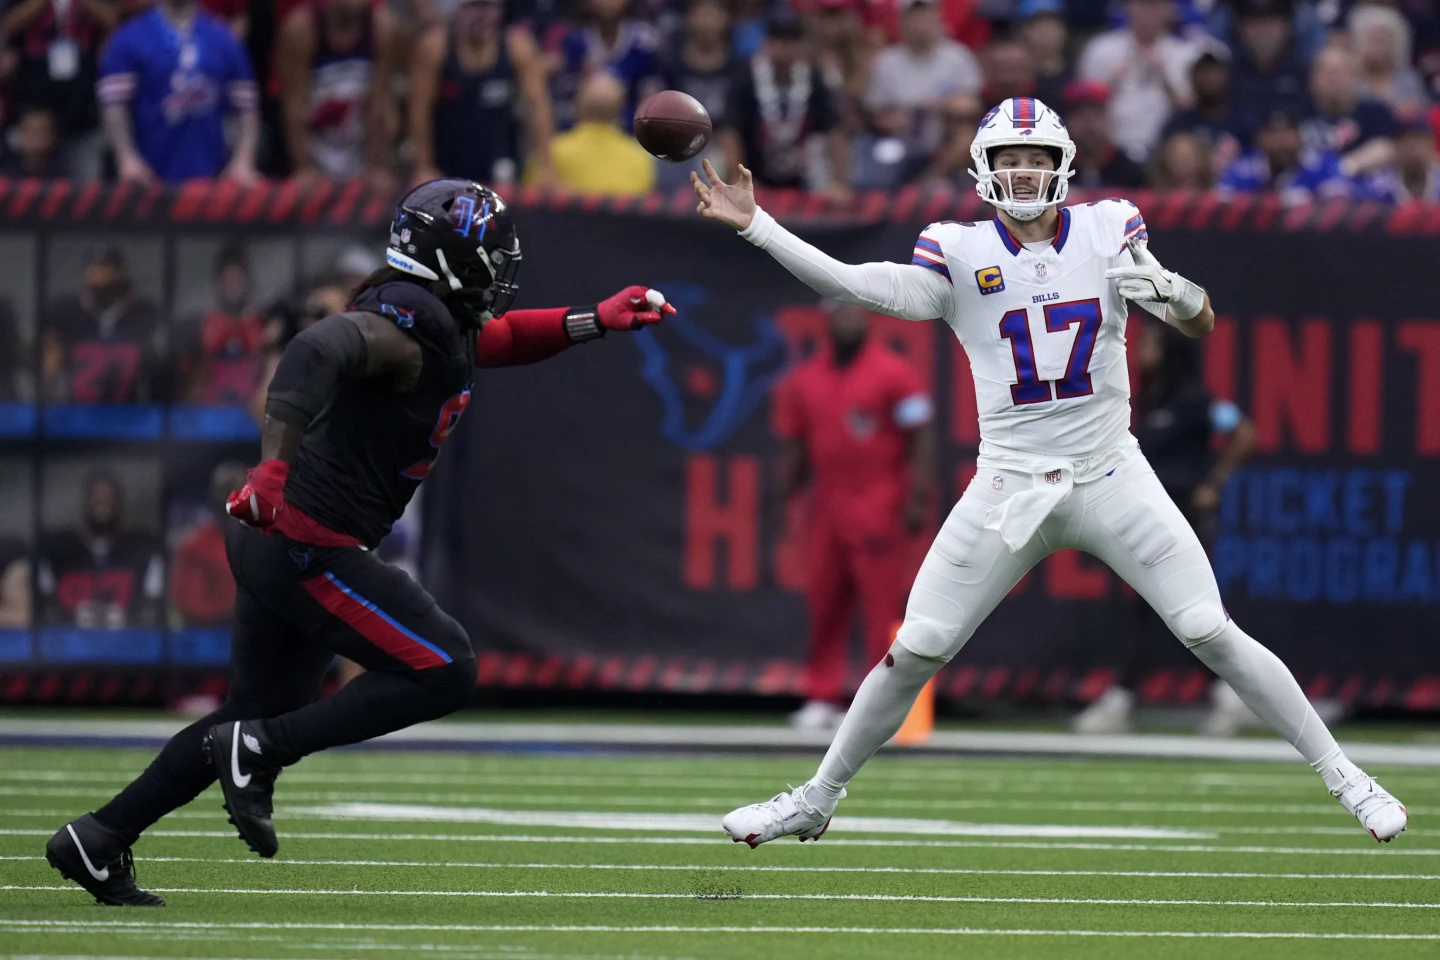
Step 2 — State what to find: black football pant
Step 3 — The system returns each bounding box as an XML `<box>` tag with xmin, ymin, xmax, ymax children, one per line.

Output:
<box><xmin>94</xmin><ymin>523</ymin><xmax>476</xmax><ymax>845</ymax></box>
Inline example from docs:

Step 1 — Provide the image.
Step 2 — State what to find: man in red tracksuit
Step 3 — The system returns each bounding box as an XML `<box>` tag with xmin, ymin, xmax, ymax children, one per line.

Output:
<box><xmin>774</xmin><ymin>303</ymin><xmax>934</xmax><ymax>732</ymax></box>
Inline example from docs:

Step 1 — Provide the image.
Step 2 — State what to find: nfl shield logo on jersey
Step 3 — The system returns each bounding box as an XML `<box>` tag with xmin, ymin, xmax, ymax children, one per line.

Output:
<box><xmin>1035</xmin><ymin>262</ymin><xmax>1047</xmax><ymax>279</ymax></box>
<box><xmin>1045</xmin><ymin>469</ymin><xmax>1062</xmax><ymax>485</ymax></box>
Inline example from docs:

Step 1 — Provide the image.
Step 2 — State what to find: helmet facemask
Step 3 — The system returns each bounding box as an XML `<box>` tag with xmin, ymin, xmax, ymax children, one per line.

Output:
<box><xmin>972</xmin><ymin>143</ymin><xmax>1074</xmax><ymax>222</ymax></box>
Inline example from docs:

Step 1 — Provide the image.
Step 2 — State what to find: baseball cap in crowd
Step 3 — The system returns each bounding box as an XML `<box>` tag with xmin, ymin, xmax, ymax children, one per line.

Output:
<box><xmin>766</xmin><ymin>7</ymin><xmax>805</xmax><ymax>38</ymax></box>
<box><xmin>1016</xmin><ymin>0</ymin><xmax>1065</xmax><ymax>19</ymax></box>
<box><xmin>1234</xmin><ymin>0</ymin><xmax>1294</xmax><ymax>20</ymax></box>
<box><xmin>1063</xmin><ymin>79</ymin><xmax>1110</xmax><ymax>107</ymax></box>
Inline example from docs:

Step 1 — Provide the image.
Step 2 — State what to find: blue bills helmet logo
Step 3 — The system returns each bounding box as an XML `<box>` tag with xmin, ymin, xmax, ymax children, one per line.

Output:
<box><xmin>976</xmin><ymin>266</ymin><xmax>1005</xmax><ymax>295</ymax></box>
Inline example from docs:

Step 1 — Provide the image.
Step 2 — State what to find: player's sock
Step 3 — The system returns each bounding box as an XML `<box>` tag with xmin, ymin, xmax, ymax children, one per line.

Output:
<box><xmin>807</xmin><ymin>644</ymin><xmax>944</xmax><ymax>814</ymax></box>
<box><xmin>1187</xmin><ymin>621</ymin><xmax>1351</xmax><ymax>778</ymax></box>
<box><xmin>94</xmin><ymin>709</ymin><xmax>236</xmax><ymax>845</ymax></box>
<box><xmin>259</xmin><ymin>658</ymin><xmax>477</xmax><ymax>765</ymax></box>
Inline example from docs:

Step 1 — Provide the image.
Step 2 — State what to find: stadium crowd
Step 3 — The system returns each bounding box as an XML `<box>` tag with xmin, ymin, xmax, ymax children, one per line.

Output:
<box><xmin>1</xmin><ymin>0</ymin><xmax>1439</xmax><ymax>197</ymax></box>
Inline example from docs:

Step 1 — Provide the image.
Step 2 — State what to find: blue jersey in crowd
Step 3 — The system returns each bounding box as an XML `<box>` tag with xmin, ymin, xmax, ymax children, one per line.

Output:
<box><xmin>96</xmin><ymin>9</ymin><xmax>256</xmax><ymax>181</ymax></box>
<box><xmin>545</xmin><ymin>20</ymin><xmax>659</xmax><ymax>130</ymax></box>
<box><xmin>1217</xmin><ymin>147</ymin><xmax>1353</xmax><ymax>203</ymax></box>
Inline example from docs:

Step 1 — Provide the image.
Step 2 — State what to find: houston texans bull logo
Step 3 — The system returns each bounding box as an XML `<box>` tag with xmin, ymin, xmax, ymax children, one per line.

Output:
<box><xmin>630</xmin><ymin>282</ymin><xmax>787</xmax><ymax>452</ymax></box>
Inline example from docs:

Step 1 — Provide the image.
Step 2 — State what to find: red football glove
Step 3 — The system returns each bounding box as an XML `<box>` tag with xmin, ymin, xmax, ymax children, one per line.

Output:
<box><xmin>225</xmin><ymin>460</ymin><xmax>289</xmax><ymax>531</ymax></box>
<box><xmin>596</xmin><ymin>286</ymin><xmax>676</xmax><ymax>332</ymax></box>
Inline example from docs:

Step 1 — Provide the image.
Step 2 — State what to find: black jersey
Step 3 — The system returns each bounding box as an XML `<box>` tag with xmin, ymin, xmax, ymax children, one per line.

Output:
<box><xmin>283</xmin><ymin>282</ymin><xmax>473</xmax><ymax>548</ymax></box>
<box><xmin>433</xmin><ymin>37</ymin><xmax>518</xmax><ymax>184</ymax></box>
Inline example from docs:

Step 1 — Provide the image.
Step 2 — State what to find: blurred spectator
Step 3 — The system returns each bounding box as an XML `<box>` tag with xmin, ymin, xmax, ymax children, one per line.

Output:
<box><xmin>96</xmin><ymin>0</ymin><xmax>259</xmax><ymax>184</ymax></box>
<box><xmin>175</xmin><ymin>244</ymin><xmax>266</xmax><ymax>406</ymax></box>
<box><xmin>40</xmin><ymin>246</ymin><xmax>162</xmax><ymax>404</ymax></box>
<box><xmin>856</xmin><ymin>0</ymin><xmax>989</xmax><ymax>50</ymax></box>
<box><xmin>1</xmin><ymin>105</ymin><xmax>63</xmax><ymax>176</ymax></box>
<box><xmin>808</xmin><ymin>0</ymin><xmax>870</xmax><ymax>112</ymax></box>
<box><xmin>1151</xmin><ymin>129</ymin><xmax>1213</xmax><ymax>188</ymax></box>
<box><xmin>169</xmin><ymin>461</ymin><xmax>245</xmax><ymax>626</ymax></box>
<box><xmin>730</xmin><ymin>0</ymin><xmax>766</xmax><ymax>60</ymax></box>
<box><xmin>36</xmin><ymin>470</ymin><xmax>164</xmax><ymax>629</ymax></box>
<box><xmin>1303</xmin><ymin>45</ymin><xmax>1397</xmax><ymax>180</ymax></box>
<box><xmin>248</xmin><ymin>277</ymin><xmax>348</xmax><ymax>425</ymax></box>
<box><xmin>980</xmin><ymin>40</ymin><xmax>1037</xmax><ymax>104</ymax></box>
<box><xmin>0</xmin><ymin>533</ymin><xmax>28</xmax><ymax>627</ymax></box>
<box><xmin>1392</xmin><ymin>114</ymin><xmax>1440</xmax><ymax>201</ymax></box>
<box><xmin>1063</xmin><ymin>80</ymin><xmax>1149</xmax><ymax>188</ymax></box>
<box><xmin>861</xmin><ymin>0</ymin><xmax>980</xmax><ymax>183</ymax></box>
<box><xmin>197</xmin><ymin>0</ymin><xmax>246</xmax><ymax>39</ymax></box>
<box><xmin>1228</xmin><ymin>0</ymin><xmax>1309</xmax><ymax>129</ymax></box>
<box><xmin>1</xmin><ymin>0</ymin><xmax>116</xmax><ymax>179</ymax></box>
<box><xmin>545</xmin><ymin>0</ymin><xmax>661</xmax><ymax>131</ymax></box>
<box><xmin>409</xmin><ymin>0</ymin><xmax>554</xmax><ymax>188</ymax></box>
<box><xmin>276</xmin><ymin>0</ymin><xmax>399</xmax><ymax>185</ymax></box>
<box><xmin>722</xmin><ymin>10</ymin><xmax>849</xmax><ymax>197</ymax></box>
<box><xmin>531</xmin><ymin>72</ymin><xmax>654</xmax><ymax>195</ymax></box>
<box><xmin>1015</xmin><ymin>0</ymin><xmax>1071</xmax><ymax>107</ymax></box>
<box><xmin>1161</xmin><ymin>51</ymin><xmax>1244</xmax><ymax>173</ymax></box>
<box><xmin>1349</xmin><ymin>3</ymin><xmax>1427</xmax><ymax>114</ymax></box>
<box><xmin>1077</xmin><ymin>0</ymin><xmax>1200</xmax><ymax>162</ymax></box>
<box><xmin>919</xmin><ymin>91</ymin><xmax>980</xmax><ymax>184</ymax></box>
<box><xmin>655</xmin><ymin>0</ymin><xmax>737</xmax><ymax>124</ymax></box>
<box><xmin>1218</xmin><ymin>106</ymin><xmax>1350</xmax><ymax>203</ymax></box>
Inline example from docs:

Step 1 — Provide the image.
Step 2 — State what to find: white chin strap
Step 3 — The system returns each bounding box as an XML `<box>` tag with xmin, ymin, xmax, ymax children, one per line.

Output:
<box><xmin>434</xmin><ymin>249</ymin><xmax>463</xmax><ymax>291</ymax></box>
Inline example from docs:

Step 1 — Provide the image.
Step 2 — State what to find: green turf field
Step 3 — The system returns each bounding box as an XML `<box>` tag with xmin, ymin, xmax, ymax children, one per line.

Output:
<box><xmin>1</xmin><ymin>743</ymin><xmax>1438</xmax><ymax>959</ymax></box>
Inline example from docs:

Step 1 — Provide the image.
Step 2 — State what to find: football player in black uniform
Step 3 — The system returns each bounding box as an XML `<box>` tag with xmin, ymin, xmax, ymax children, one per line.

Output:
<box><xmin>45</xmin><ymin>180</ymin><xmax>676</xmax><ymax>906</ymax></box>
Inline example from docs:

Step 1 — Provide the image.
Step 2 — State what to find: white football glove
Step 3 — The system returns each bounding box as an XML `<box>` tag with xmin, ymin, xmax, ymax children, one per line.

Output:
<box><xmin>1104</xmin><ymin>237</ymin><xmax>1206</xmax><ymax>321</ymax></box>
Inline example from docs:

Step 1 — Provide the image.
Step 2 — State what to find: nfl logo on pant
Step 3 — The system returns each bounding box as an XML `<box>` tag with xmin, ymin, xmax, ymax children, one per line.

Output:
<box><xmin>1045</xmin><ymin>469</ymin><xmax>1062</xmax><ymax>485</ymax></box>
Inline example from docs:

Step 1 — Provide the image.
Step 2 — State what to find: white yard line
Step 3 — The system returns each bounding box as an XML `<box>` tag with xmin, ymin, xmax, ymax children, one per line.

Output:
<box><xmin>3</xmin><ymin>826</ymin><xmax>1436</xmax><ymax>854</ymax></box>
<box><xmin>0</xmin><ymin>784</ymin><xmax>1371</xmax><ymax>817</ymax></box>
<box><xmin>293</xmin><ymin>802</ymin><xmax>1217</xmax><ymax>839</ymax></box>
<box><xmin>5</xmin><ymin>884</ymin><xmax>1440</xmax><ymax>909</ymax></box>
<box><xmin>4</xmin><ymin>854</ymin><xmax>1437</xmax><ymax>881</ymax></box>
<box><xmin>3</xmin><ymin>920</ymin><xmax>1440</xmax><ymax>942</ymax></box>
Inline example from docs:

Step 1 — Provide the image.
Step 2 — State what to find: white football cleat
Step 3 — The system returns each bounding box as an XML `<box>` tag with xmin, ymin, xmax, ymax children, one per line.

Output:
<box><xmin>790</xmin><ymin>700</ymin><xmax>846</xmax><ymax>733</ymax></box>
<box><xmin>1072</xmin><ymin>686</ymin><xmax>1135</xmax><ymax>735</ymax></box>
<box><xmin>722</xmin><ymin>784</ymin><xmax>843</xmax><ymax>849</ymax></box>
<box><xmin>1333</xmin><ymin>773</ymin><xmax>1409</xmax><ymax>842</ymax></box>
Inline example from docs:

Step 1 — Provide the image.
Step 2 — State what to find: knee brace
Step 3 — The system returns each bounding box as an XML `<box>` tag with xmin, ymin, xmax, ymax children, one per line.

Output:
<box><xmin>1171</xmin><ymin>601</ymin><xmax>1228</xmax><ymax>648</ymax></box>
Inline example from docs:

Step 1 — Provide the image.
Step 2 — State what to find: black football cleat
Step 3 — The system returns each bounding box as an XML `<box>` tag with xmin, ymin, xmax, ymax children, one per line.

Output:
<box><xmin>45</xmin><ymin>814</ymin><xmax>165</xmax><ymax>907</ymax></box>
<box><xmin>204</xmin><ymin>719</ymin><xmax>282</xmax><ymax>858</ymax></box>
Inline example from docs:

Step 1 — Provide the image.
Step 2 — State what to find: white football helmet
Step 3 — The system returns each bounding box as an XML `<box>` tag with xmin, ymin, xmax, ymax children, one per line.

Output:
<box><xmin>970</xmin><ymin>97</ymin><xmax>1076</xmax><ymax>222</ymax></box>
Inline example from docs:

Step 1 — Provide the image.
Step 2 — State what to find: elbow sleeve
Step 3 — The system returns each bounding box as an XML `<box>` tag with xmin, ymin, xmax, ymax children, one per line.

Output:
<box><xmin>266</xmin><ymin>315</ymin><xmax>368</xmax><ymax>427</ymax></box>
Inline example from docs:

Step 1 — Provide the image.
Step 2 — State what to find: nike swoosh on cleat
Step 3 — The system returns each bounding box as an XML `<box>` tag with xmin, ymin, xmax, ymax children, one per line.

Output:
<box><xmin>66</xmin><ymin>824</ymin><xmax>109</xmax><ymax>882</ymax></box>
<box><xmin>230</xmin><ymin>722</ymin><xmax>252</xmax><ymax>789</ymax></box>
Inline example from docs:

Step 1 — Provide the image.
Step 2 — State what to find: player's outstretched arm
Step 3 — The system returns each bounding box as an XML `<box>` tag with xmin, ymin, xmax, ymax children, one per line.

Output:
<box><xmin>1105</xmin><ymin>238</ymin><xmax>1214</xmax><ymax>337</ymax></box>
<box><xmin>474</xmin><ymin>287</ymin><xmax>675</xmax><ymax>368</ymax></box>
<box><xmin>227</xmin><ymin>313</ymin><xmax>421</xmax><ymax>529</ymax></box>
<box><xmin>691</xmin><ymin>160</ymin><xmax>951</xmax><ymax>322</ymax></box>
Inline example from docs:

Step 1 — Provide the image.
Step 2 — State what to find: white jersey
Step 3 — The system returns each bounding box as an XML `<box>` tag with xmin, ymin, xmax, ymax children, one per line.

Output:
<box><xmin>910</xmin><ymin>199</ymin><xmax>1149</xmax><ymax>462</ymax></box>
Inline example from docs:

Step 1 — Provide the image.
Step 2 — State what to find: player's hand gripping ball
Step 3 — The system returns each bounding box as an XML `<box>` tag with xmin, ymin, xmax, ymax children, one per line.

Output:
<box><xmin>634</xmin><ymin>90</ymin><xmax>712</xmax><ymax>162</ymax></box>
<box><xmin>598</xmin><ymin>287</ymin><xmax>676</xmax><ymax>331</ymax></box>
<box><xmin>225</xmin><ymin>460</ymin><xmax>290</xmax><ymax>531</ymax></box>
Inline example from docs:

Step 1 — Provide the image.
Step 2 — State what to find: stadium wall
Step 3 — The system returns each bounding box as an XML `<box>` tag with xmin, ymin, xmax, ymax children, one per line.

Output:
<box><xmin>0</xmin><ymin>181</ymin><xmax>1436</xmax><ymax>710</ymax></box>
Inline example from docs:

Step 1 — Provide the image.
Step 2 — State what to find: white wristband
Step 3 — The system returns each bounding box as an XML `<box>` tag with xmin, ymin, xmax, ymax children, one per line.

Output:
<box><xmin>1166</xmin><ymin>271</ymin><xmax>1206</xmax><ymax>321</ymax></box>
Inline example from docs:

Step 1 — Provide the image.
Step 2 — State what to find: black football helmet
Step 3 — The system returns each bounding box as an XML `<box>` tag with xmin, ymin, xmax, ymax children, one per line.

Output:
<box><xmin>385</xmin><ymin>179</ymin><xmax>521</xmax><ymax>327</ymax></box>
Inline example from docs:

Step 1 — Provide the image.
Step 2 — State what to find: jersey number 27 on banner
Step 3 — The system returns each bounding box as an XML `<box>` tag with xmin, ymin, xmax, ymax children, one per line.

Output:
<box><xmin>998</xmin><ymin>298</ymin><xmax>1102</xmax><ymax>405</ymax></box>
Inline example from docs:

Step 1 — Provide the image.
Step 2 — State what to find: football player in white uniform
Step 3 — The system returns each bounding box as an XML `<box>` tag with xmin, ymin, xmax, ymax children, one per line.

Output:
<box><xmin>693</xmin><ymin>97</ymin><xmax>1408</xmax><ymax>846</ymax></box>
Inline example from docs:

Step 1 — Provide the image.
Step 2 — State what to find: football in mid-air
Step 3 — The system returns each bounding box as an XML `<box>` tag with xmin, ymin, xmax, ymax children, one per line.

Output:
<box><xmin>634</xmin><ymin>91</ymin><xmax>712</xmax><ymax>162</ymax></box>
